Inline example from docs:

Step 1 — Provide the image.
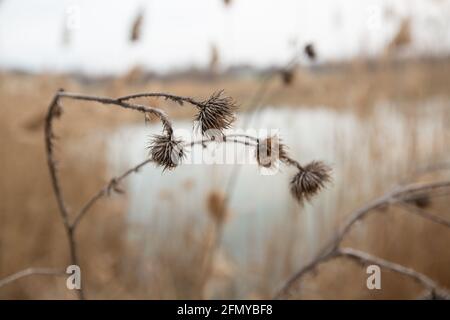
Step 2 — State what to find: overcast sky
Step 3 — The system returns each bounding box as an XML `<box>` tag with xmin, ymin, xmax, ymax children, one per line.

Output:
<box><xmin>0</xmin><ymin>0</ymin><xmax>449</xmax><ymax>75</ymax></box>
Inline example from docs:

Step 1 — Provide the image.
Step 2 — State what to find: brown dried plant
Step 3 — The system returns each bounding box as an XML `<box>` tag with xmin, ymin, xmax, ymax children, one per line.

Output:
<box><xmin>148</xmin><ymin>133</ymin><xmax>185</xmax><ymax>171</ymax></box>
<box><xmin>194</xmin><ymin>90</ymin><xmax>237</xmax><ymax>136</ymax></box>
<box><xmin>289</xmin><ymin>161</ymin><xmax>332</xmax><ymax>204</ymax></box>
<box><xmin>0</xmin><ymin>89</ymin><xmax>331</xmax><ymax>299</ymax></box>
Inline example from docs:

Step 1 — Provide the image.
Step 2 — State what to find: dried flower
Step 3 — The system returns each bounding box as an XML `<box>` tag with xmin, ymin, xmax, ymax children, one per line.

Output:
<box><xmin>148</xmin><ymin>133</ymin><xmax>185</xmax><ymax>171</ymax></box>
<box><xmin>195</xmin><ymin>90</ymin><xmax>237</xmax><ymax>137</ymax></box>
<box><xmin>290</xmin><ymin>161</ymin><xmax>332</xmax><ymax>204</ymax></box>
<box><xmin>256</xmin><ymin>135</ymin><xmax>288</xmax><ymax>169</ymax></box>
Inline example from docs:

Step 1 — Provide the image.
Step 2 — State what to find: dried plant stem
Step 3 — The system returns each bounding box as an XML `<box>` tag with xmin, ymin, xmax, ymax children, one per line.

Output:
<box><xmin>338</xmin><ymin>248</ymin><xmax>450</xmax><ymax>299</ymax></box>
<box><xmin>45</xmin><ymin>90</ymin><xmax>85</xmax><ymax>299</ymax></box>
<box><xmin>397</xmin><ymin>202</ymin><xmax>450</xmax><ymax>228</ymax></box>
<box><xmin>58</xmin><ymin>91</ymin><xmax>174</xmax><ymax>133</ymax></box>
<box><xmin>72</xmin><ymin>135</ymin><xmax>258</xmax><ymax>228</ymax></box>
<box><xmin>332</xmin><ymin>181</ymin><xmax>450</xmax><ymax>253</ymax></box>
<box><xmin>71</xmin><ymin>159</ymin><xmax>154</xmax><ymax>229</ymax></box>
<box><xmin>117</xmin><ymin>92</ymin><xmax>201</xmax><ymax>106</ymax></box>
<box><xmin>224</xmin><ymin>133</ymin><xmax>259</xmax><ymax>142</ymax></box>
<box><xmin>276</xmin><ymin>247</ymin><xmax>450</xmax><ymax>300</ymax></box>
<box><xmin>0</xmin><ymin>268</ymin><xmax>65</xmax><ymax>288</ymax></box>
<box><xmin>275</xmin><ymin>180</ymin><xmax>450</xmax><ymax>299</ymax></box>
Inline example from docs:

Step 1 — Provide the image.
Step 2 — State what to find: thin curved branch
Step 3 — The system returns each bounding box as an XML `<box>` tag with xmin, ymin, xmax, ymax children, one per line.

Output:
<box><xmin>45</xmin><ymin>90</ymin><xmax>84</xmax><ymax>299</ymax></box>
<box><xmin>71</xmin><ymin>135</ymin><xmax>259</xmax><ymax>228</ymax></box>
<box><xmin>275</xmin><ymin>180</ymin><xmax>450</xmax><ymax>299</ymax></box>
<box><xmin>58</xmin><ymin>91</ymin><xmax>174</xmax><ymax>134</ymax></box>
<box><xmin>117</xmin><ymin>92</ymin><xmax>201</xmax><ymax>108</ymax></box>
<box><xmin>274</xmin><ymin>247</ymin><xmax>450</xmax><ymax>299</ymax></box>
<box><xmin>223</xmin><ymin>133</ymin><xmax>259</xmax><ymax>141</ymax></box>
<box><xmin>339</xmin><ymin>248</ymin><xmax>450</xmax><ymax>299</ymax></box>
<box><xmin>71</xmin><ymin>158</ymin><xmax>153</xmax><ymax>229</ymax></box>
<box><xmin>332</xmin><ymin>181</ymin><xmax>450</xmax><ymax>253</ymax></box>
<box><xmin>396</xmin><ymin>202</ymin><xmax>450</xmax><ymax>229</ymax></box>
<box><xmin>0</xmin><ymin>268</ymin><xmax>65</xmax><ymax>288</ymax></box>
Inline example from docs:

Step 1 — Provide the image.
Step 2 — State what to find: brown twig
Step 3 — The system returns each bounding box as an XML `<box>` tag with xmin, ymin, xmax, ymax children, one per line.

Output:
<box><xmin>339</xmin><ymin>248</ymin><xmax>450</xmax><ymax>299</ymax></box>
<box><xmin>0</xmin><ymin>268</ymin><xmax>65</xmax><ymax>288</ymax></box>
<box><xmin>275</xmin><ymin>180</ymin><xmax>450</xmax><ymax>299</ymax></box>
<box><xmin>72</xmin><ymin>135</ymin><xmax>258</xmax><ymax>228</ymax></box>
<box><xmin>45</xmin><ymin>90</ymin><xmax>85</xmax><ymax>299</ymax></box>
<box><xmin>396</xmin><ymin>202</ymin><xmax>450</xmax><ymax>229</ymax></box>
<box><xmin>117</xmin><ymin>92</ymin><xmax>201</xmax><ymax>106</ymax></box>
<box><xmin>275</xmin><ymin>247</ymin><xmax>450</xmax><ymax>300</ymax></box>
<box><xmin>59</xmin><ymin>91</ymin><xmax>174</xmax><ymax>133</ymax></box>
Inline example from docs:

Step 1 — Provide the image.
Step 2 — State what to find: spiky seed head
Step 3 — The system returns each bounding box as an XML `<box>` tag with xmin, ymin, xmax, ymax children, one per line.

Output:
<box><xmin>290</xmin><ymin>161</ymin><xmax>332</xmax><ymax>204</ymax></box>
<box><xmin>195</xmin><ymin>90</ymin><xmax>237</xmax><ymax>137</ymax></box>
<box><xmin>148</xmin><ymin>133</ymin><xmax>185</xmax><ymax>171</ymax></box>
<box><xmin>256</xmin><ymin>135</ymin><xmax>288</xmax><ymax>169</ymax></box>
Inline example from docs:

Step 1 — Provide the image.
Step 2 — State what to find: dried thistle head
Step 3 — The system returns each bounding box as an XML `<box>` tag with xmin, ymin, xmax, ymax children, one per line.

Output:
<box><xmin>206</xmin><ymin>190</ymin><xmax>229</xmax><ymax>225</ymax></box>
<box><xmin>148</xmin><ymin>133</ymin><xmax>185</xmax><ymax>171</ymax></box>
<box><xmin>256</xmin><ymin>135</ymin><xmax>288</xmax><ymax>169</ymax></box>
<box><xmin>290</xmin><ymin>161</ymin><xmax>332</xmax><ymax>204</ymax></box>
<box><xmin>195</xmin><ymin>90</ymin><xmax>237</xmax><ymax>137</ymax></box>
